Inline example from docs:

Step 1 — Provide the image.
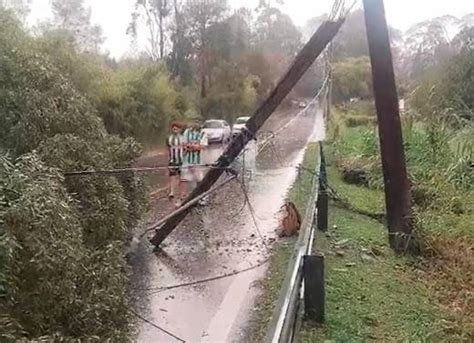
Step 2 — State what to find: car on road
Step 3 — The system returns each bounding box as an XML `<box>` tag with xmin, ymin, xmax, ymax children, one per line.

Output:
<box><xmin>232</xmin><ymin>116</ymin><xmax>250</xmax><ymax>136</ymax></box>
<box><xmin>298</xmin><ymin>101</ymin><xmax>307</xmax><ymax>108</ymax></box>
<box><xmin>202</xmin><ymin>119</ymin><xmax>231</xmax><ymax>144</ymax></box>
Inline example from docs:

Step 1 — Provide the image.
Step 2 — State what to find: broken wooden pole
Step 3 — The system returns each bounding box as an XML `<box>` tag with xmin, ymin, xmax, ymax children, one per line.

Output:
<box><xmin>143</xmin><ymin>175</ymin><xmax>236</xmax><ymax>238</ymax></box>
<box><xmin>150</xmin><ymin>19</ymin><xmax>345</xmax><ymax>247</ymax></box>
<box><xmin>362</xmin><ymin>0</ymin><xmax>415</xmax><ymax>253</ymax></box>
<box><xmin>303</xmin><ymin>254</ymin><xmax>325</xmax><ymax>323</ymax></box>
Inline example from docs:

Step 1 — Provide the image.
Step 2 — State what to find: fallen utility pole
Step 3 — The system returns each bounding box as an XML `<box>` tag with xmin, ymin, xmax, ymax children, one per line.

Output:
<box><xmin>143</xmin><ymin>175</ymin><xmax>236</xmax><ymax>238</ymax></box>
<box><xmin>150</xmin><ymin>19</ymin><xmax>344</xmax><ymax>247</ymax></box>
<box><xmin>363</xmin><ymin>0</ymin><xmax>415</xmax><ymax>253</ymax></box>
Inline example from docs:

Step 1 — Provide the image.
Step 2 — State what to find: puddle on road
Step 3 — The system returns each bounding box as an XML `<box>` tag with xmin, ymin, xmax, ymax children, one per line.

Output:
<box><xmin>135</xmin><ymin>108</ymin><xmax>323</xmax><ymax>342</ymax></box>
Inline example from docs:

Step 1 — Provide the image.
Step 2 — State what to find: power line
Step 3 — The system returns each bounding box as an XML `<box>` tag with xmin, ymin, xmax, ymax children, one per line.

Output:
<box><xmin>64</xmin><ymin>164</ymin><xmax>232</xmax><ymax>177</ymax></box>
<box><xmin>234</xmin><ymin>176</ymin><xmax>271</xmax><ymax>252</ymax></box>
<box><xmin>126</xmin><ymin>308</ymin><xmax>186</xmax><ymax>342</ymax></box>
<box><xmin>257</xmin><ymin>78</ymin><xmax>329</xmax><ymax>155</ymax></box>
<box><xmin>144</xmin><ymin>258</ymin><xmax>270</xmax><ymax>295</ymax></box>
<box><xmin>77</xmin><ymin>261</ymin><xmax>187</xmax><ymax>342</ymax></box>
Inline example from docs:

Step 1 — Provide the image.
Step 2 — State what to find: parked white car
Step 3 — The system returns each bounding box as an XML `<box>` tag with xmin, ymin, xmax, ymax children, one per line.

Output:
<box><xmin>202</xmin><ymin>119</ymin><xmax>231</xmax><ymax>143</ymax></box>
<box><xmin>232</xmin><ymin>116</ymin><xmax>251</xmax><ymax>136</ymax></box>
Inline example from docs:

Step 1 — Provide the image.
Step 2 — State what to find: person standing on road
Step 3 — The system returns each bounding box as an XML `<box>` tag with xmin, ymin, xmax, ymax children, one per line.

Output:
<box><xmin>183</xmin><ymin>122</ymin><xmax>207</xmax><ymax>194</ymax></box>
<box><xmin>166</xmin><ymin>122</ymin><xmax>185</xmax><ymax>204</ymax></box>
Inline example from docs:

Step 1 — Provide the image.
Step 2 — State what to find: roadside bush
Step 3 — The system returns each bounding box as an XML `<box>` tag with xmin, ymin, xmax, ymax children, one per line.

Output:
<box><xmin>345</xmin><ymin>115</ymin><xmax>376</xmax><ymax>127</ymax></box>
<box><xmin>327</xmin><ymin>106</ymin><xmax>346</xmax><ymax>142</ymax></box>
<box><xmin>409</xmin><ymin>47</ymin><xmax>473</xmax><ymax>125</ymax></box>
<box><xmin>0</xmin><ymin>10</ymin><xmax>143</xmax><ymax>340</ymax></box>
<box><xmin>0</xmin><ymin>154</ymin><xmax>131</xmax><ymax>340</ymax></box>
<box><xmin>331</xmin><ymin>110</ymin><xmax>473</xmax><ymax>337</ymax></box>
<box><xmin>37</xmin><ymin>30</ymin><xmax>192</xmax><ymax>144</ymax></box>
<box><xmin>337</xmin><ymin>158</ymin><xmax>371</xmax><ymax>186</ymax></box>
<box><xmin>332</xmin><ymin>57</ymin><xmax>372</xmax><ymax>102</ymax></box>
<box><xmin>334</xmin><ymin>117</ymin><xmax>473</xmax><ymax>236</ymax></box>
<box><xmin>346</xmin><ymin>100</ymin><xmax>376</xmax><ymax>117</ymax></box>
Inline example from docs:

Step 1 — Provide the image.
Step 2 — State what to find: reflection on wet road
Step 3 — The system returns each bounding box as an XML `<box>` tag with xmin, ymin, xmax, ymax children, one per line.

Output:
<box><xmin>132</xmin><ymin>104</ymin><xmax>324</xmax><ymax>342</ymax></box>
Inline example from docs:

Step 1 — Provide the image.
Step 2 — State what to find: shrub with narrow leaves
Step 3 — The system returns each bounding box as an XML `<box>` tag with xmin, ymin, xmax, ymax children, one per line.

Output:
<box><xmin>0</xmin><ymin>10</ymin><xmax>144</xmax><ymax>340</ymax></box>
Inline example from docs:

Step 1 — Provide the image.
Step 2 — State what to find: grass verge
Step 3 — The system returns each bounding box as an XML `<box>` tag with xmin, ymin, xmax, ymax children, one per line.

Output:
<box><xmin>299</xmin><ymin>164</ymin><xmax>471</xmax><ymax>341</ymax></box>
<box><xmin>300</xmin><ymin>203</ymin><xmax>444</xmax><ymax>341</ymax></box>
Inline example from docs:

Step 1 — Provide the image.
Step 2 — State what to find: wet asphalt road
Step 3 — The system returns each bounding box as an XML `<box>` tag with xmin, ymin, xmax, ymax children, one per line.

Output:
<box><xmin>129</xmin><ymin>103</ymin><xmax>324</xmax><ymax>342</ymax></box>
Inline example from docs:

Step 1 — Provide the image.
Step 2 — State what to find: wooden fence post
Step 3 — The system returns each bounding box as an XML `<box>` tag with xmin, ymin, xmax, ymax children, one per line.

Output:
<box><xmin>316</xmin><ymin>143</ymin><xmax>328</xmax><ymax>231</ymax></box>
<box><xmin>303</xmin><ymin>254</ymin><xmax>325</xmax><ymax>323</ymax></box>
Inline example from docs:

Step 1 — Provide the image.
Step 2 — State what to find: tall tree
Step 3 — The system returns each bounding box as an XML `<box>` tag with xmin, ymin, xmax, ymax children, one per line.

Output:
<box><xmin>129</xmin><ymin>0</ymin><xmax>172</xmax><ymax>60</ymax></box>
<box><xmin>404</xmin><ymin>17</ymin><xmax>454</xmax><ymax>78</ymax></box>
<box><xmin>401</xmin><ymin>14</ymin><xmax>473</xmax><ymax>81</ymax></box>
<box><xmin>51</xmin><ymin>0</ymin><xmax>103</xmax><ymax>52</ymax></box>
<box><xmin>253</xmin><ymin>6</ymin><xmax>301</xmax><ymax>57</ymax></box>
<box><xmin>251</xmin><ymin>5</ymin><xmax>301</xmax><ymax>98</ymax></box>
<box><xmin>183</xmin><ymin>0</ymin><xmax>228</xmax><ymax>101</ymax></box>
<box><xmin>168</xmin><ymin>0</ymin><xmax>193</xmax><ymax>83</ymax></box>
<box><xmin>0</xmin><ymin>0</ymin><xmax>30</xmax><ymax>22</ymax></box>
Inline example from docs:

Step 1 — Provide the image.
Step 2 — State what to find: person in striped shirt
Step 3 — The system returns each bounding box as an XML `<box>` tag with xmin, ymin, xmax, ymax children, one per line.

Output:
<box><xmin>166</xmin><ymin>122</ymin><xmax>185</xmax><ymax>201</ymax></box>
<box><xmin>183</xmin><ymin>122</ymin><xmax>207</xmax><ymax>194</ymax></box>
<box><xmin>184</xmin><ymin>122</ymin><xmax>206</xmax><ymax>165</ymax></box>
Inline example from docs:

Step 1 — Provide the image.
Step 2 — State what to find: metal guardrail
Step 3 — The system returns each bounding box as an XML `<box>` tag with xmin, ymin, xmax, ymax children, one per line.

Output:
<box><xmin>264</xmin><ymin>144</ymin><xmax>322</xmax><ymax>343</ymax></box>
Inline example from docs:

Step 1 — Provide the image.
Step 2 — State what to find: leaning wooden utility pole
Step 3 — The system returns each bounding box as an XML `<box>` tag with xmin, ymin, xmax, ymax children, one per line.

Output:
<box><xmin>150</xmin><ymin>19</ymin><xmax>345</xmax><ymax>247</ymax></box>
<box><xmin>362</xmin><ymin>0</ymin><xmax>415</xmax><ymax>253</ymax></box>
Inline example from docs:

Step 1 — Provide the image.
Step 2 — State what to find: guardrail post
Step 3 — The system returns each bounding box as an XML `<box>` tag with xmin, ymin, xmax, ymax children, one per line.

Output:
<box><xmin>316</xmin><ymin>143</ymin><xmax>328</xmax><ymax>231</ymax></box>
<box><xmin>303</xmin><ymin>254</ymin><xmax>325</xmax><ymax>323</ymax></box>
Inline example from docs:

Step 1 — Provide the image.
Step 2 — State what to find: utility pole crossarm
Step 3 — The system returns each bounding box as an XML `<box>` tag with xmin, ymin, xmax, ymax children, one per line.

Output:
<box><xmin>150</xmin><ymin>18</ymin><xmax>345</xmax><ymax>247</ymax></box>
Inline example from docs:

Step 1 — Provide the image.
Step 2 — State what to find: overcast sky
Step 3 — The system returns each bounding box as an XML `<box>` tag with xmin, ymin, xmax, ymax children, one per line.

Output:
<box><xmin>28</xmin><ymin>0</ymin><xmax>473</xmax><ymax>58</ymax></box>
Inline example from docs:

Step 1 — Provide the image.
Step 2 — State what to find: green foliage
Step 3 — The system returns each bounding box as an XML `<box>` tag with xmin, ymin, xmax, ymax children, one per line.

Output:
<box><xmin>335</xmin><ymin>124</ymin><xmax>473</xmax><ymax>192</ymax></box>
<box><xmin>301</xmin><ymin>206</ymin><xmax>445</xmax><ymax>342</ymax></box>
<box><xmin>0</xmin><ymin>16</ymin><xmax>104</xmax><ymax>155</ymax></box>
<box><xmin>324</xmin><ymin>141</ymin><xmax>473</xmax><ymax>339</ymax></box>
<box><xmin>332</xmin><ymin>120</ymin><xmax>473</xmax><ymax>246</ymax></box>
<box><xmin>410</xmin><ymin>47</ymin><xmax>474</xmax><ymax>125</ymax></box>
<box><xmin>239</xmin><ymin>52</ymin><xmax>276</xmax><ymax>99</ymax></box>
<box><xmin>345</xmin><ymin>115</ymin><xmax>375</xmax><ymax>127</ymax></box>
<box><xmin>117</xmin><ymin>63</ymin><xmax>183</xmax><ymax>141</ymax></box>
<box><xmin>333</xmin><ymin>57</ymin><xmax>372</xmax><ymax>102</ymax></box>
<box><xmin>0</xmin><ymin>10</ymin><xmax>145</xmax><ymax>340</ymax></box>
<box><xmin>0</xmin><ymin>154</ymin><xmax>131</xmax><ymax>340</ymax></box>
<box><xmin>36</xmin><ymin>31</ymin><xmax>189</xmax><ymax>143</ymax></box>
<box><xmin>204</xmin><ymin>62</ymin><xmax>258</xmax><ymax>121</ymax></box>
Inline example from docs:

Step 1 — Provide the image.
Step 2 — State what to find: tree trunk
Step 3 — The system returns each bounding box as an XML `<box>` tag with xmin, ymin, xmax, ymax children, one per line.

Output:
<box><xmin>170</xmin><ymin>0</ymin><xmax>180</xmax><ymax>77</ymax></box>
<box><xmin>159</xmin><ymin>12</ymin><xmax>164</xmax><ymax>59</ymax></box>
